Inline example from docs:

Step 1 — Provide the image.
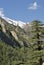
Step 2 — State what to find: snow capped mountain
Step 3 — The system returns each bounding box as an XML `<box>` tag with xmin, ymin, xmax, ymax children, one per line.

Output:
<box><xmin>0</xmin><ymin>16</ymin><xmax>44</xmax><ymax>28</ymax></box>
<box><xmin>1</xmin><ymin>16</ymin><xmax>26</xmax><ymax>28</ymax></box>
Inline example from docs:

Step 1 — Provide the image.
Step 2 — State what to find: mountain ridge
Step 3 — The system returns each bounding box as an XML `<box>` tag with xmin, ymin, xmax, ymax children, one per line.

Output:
<box><xmin>0</xmin><ymin>17</ymin><xmax>44</xmax><ymax>65</ymax></box>
<box><xmin>0</xmin><ymin>16</ymin><xmax>26</xmax><ymax>28</ymax></box>
<box><xmin>0</xmin><ymin>17</ymin><xmax>29</xmax><ymax>48</ymax></box>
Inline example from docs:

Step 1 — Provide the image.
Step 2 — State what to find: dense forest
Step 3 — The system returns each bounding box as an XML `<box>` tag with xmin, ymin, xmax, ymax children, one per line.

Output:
<box><xmin>0</xmin><ymin>18</ymin><xmax>44</xmax><ymax>65</ymax></box>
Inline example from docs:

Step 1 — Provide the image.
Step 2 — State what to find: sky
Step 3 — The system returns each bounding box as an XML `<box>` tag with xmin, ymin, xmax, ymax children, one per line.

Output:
<box><xmin>0</xmin><ymin>0</ymin><xmax>44</xmax><ymax>23</ymax></box>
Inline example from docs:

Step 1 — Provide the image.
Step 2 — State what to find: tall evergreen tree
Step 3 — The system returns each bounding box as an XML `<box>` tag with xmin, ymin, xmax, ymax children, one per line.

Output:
<box><xmin>29</xmin><ymin>20</ymin><xmax>44</xmax><ymax>65</ymax></box>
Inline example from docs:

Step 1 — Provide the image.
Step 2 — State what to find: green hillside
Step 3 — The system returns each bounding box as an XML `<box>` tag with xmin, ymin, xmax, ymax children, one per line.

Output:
<box><xmin>0</xmin><ymin>18</ymin><xmax>44</xmax><ymax>65</ymax></box>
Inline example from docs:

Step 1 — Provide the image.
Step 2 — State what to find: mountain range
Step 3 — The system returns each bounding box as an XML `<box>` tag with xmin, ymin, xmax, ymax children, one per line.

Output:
<box><xmin>0</xmin><ymin>16</ymin><xmax>30</xmax><ymax>48</ymax></box>
<box><xmin>0</xmin><ymin>16</ymin><xmax>44</xmax><ymax>65</ymax></box>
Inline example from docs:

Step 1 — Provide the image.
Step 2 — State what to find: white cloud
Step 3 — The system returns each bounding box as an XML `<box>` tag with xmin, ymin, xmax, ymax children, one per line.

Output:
<box><xmin>28</xmin><ymin>2</ymin><xmax>40</xmax><ymax>10</ymax></box>
<box><xmin>0</xmin><ymin>8</ymin><xmax>4</xmax><ymax>17</ymax></box>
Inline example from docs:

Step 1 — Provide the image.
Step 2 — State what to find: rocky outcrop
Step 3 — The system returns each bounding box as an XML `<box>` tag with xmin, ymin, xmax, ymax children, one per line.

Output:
<box><xmin>42</xmin><ymin>62</ymin><xmax>44</xmax><ymax>65</ymax></box>
<box><xmin>0</xmin><ymin>18</ymin><xmax>6</xmax><ymax>33</ymax></box>
<box><xmin>10</xmin><ymin>31</ymin><xmax>18</xmax><ymax>40</ymax></box>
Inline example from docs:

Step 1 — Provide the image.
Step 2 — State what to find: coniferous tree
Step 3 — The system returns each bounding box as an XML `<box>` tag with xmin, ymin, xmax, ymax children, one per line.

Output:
<box><xmin>29</xmin><ymin>20</ymin><xmax>44</xmax><ymax>65</ymax></box>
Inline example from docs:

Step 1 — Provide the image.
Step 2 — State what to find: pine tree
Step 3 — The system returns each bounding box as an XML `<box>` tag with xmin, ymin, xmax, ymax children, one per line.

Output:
<box><xmin>29</xmin><ymin>20</ymin><xmax>44</xmax><ymax>65</ymax></box>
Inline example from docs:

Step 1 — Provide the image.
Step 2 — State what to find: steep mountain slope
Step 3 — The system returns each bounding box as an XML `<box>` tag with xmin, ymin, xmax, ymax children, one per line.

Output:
<box><xmin>1</xmin><ymin>16</ymin><xmax>26</xmax><ymax>28</ymax></box>
<box><xmin>0</xmin><ymin>17</ymin><xmax>29</xmax><ymax>48</ymax></box>
<box><xmin>0</xmin><ymin>17</ymin><xmax>44</xmax><ymax>65</ymax></box>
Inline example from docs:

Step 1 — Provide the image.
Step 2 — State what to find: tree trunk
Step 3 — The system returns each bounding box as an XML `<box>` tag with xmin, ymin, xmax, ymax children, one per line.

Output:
<box><xmin>39</xmin><ymin>58</ymin><xmax>43</xmax><ymax>65</ymax></box>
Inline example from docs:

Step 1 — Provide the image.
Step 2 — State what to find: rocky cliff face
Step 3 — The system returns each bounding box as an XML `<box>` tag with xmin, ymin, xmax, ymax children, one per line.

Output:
<box><xmin>0</xmin><ymin>17</ymin><xmax>29</xmax><ymax>48</ymax></box>
<box><xmin>0</xmin><ymin>17</ymin><xmax>44</xmax><ymax>48</ymax></box>
<box><xmin>10</xmin><ymin>31</ymin><xmax>18</xmax><ymax>40</ymax></box>
<box><xmin>0</xmin><ymin>17</ymin><xmax>6</xmax><ymax>33</ymax></box>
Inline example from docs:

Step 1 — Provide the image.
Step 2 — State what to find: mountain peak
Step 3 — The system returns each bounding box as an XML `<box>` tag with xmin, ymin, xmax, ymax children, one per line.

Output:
<box><xmin>0</xmin><ymin>16</ymin><xmax>26</xmax><ymax>28</ymax></box>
